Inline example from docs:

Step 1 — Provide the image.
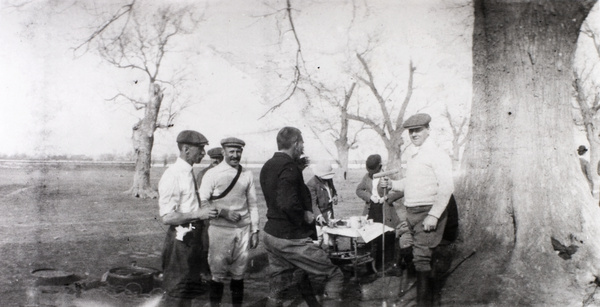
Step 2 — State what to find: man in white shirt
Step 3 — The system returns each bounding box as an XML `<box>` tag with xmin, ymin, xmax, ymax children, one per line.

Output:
<box><xmin>158</xmin><ymin>130</ymin><xmax>219</xmax><ymax>307</ymax></box>
<box><xmin>199</xmin><ymin>137</ymin><xmax>259</xmax><ymax>307</ymax></box>
<box><xmin>381</xmin><ymin>113</ymin><xmax>454</xmax><ymax>307</ymax></box>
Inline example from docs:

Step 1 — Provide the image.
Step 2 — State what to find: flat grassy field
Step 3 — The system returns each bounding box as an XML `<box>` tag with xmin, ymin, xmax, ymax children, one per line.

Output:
<box><xmin>0</xmin><ymin>163</ymin><xmax>389</xmax><ymax>307</ymax></box>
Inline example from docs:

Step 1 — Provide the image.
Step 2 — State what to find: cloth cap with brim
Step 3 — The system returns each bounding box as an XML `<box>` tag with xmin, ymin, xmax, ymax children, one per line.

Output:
<box><xmin>313</xmin><ymin>162</ymin><xmax>335</xmax><ymax>179</ymax></box>
<box><xmin>176</xmin><ymin>130</ymin><xmax>209</xmax><ymax>146</ymax></box>
<box><xmin>403</xmin><ymin>113</ymin><xmax>432</xmax><ymax>129</ymax></box>
<box><xmin>366</xmin><ymin>154</ymin><xmax>382</xmax><ymax>171</ymax></box>
<box><xmin>207</xmin><ymin>147</ymin><xmax>224</xmax><ymax>158</ymax></box>
<box><xmin>578</xmin><ymin>145</ymin><xmax>588</xmax><ymax>153</ymax></box>
<box><xmin>221</xmin><ymin>137</ymin><xmax>245</xmax><ymax>148</ymax></box>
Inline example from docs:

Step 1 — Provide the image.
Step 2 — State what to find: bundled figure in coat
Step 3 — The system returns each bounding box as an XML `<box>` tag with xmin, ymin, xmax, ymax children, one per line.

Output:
<box><xmin>355</xmin><ymin>154</ymin><xmax>404</xmax><ymax>273</ymax></box>
<box><xmin>306</xmin><ymin>161</ymin><xmax>338</xmax><ymax>249</ymax></box>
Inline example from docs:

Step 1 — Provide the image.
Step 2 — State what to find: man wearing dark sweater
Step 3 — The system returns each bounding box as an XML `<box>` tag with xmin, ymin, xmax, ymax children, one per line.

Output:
<box><xmin>260</xmin><ymin>127</ymin><xmax>344</xmax><ymax>307</ymax></box>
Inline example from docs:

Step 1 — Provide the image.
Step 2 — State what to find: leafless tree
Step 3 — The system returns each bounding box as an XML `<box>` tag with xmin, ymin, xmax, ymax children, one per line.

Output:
<box><xmin>77</xmin><ymin>1</ymin><xmax>201</xmax><ymax>198</ymax></box>
<box><xmin>306</xmin><ymin>81</ymin><xmax>366</xmax><ymax>179</ymax></box>
<box><xmin>451</xmin><ymin>0</ymin><xmax>600</xmax><ymax>304</ymax></box>
<box><xmin>346</xmin><ymin>52</ymin><xmax>416</xmax><ymax>174</ymax></box>
<box><xmin>259</xmin><ymin>0</ymin><xmax>310</xmax><ymax>119</ymax></box>
<box><xmin>573</xmin><ymin>21</ymin><xmax>600</xmax><ymax>194</ymax></box>
<box><xmin>441</xmin><ymin>107</ymin><xmax>468</xmax><ymax>168</ymax></box>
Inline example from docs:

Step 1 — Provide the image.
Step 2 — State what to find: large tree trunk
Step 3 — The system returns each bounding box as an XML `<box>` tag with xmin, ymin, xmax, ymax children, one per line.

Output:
<box><xmin>448</xmin><ymin>0</ymin><xmax>600</xmax><ymax>305</ymax></box>
<box><xmin>126</xmin><ymin>83</ymin><xmax>163</xmax><ymax>199</ymax></box>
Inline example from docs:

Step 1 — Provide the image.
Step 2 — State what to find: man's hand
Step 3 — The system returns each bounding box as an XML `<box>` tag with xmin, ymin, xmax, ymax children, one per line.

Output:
<box><xmin>332</xmin><ymin>195</ymin><xmax>338</xmax><ymax>206</ymax></box>
<box><xmin>220</xmin><ymin>209</ymin><xmax>242</xmax><ymax>222</ymax></box>
<box><xmin>378</xmin><ymin>177</ymin><xmax>390</xmax><ymax>189</ymax></box>
<box><xmin>304</xmin><ymin>211</ymin><xmax>315</xmax><ymax>224</ymax></box>
<box><xmin>316</xmin><ymin>214</ymin><xmax>326</xmax><ymax>226</ymax></box>
<box><xmin>369</xmin><ymin>195</ymin><xmax>380</xmax><ymax>203</ymax></box>
<box><xmin>422</xmin><ymin>215</ymin><xmax>438</xmax><ymax>232</ymax></box>
<box><xmin>250</xmin><ymin>232</ymin><xmax>260</xmax><ymax>249</ymax></box>
<box><xmin>197</xmin><ymin>207</ymin><xmax>219</xmax><ymax>220</ymax></box>
<box><xmin>395</xmin><ymin>221</ymin><xmax>409</xmax><ymax>238</ymax></box>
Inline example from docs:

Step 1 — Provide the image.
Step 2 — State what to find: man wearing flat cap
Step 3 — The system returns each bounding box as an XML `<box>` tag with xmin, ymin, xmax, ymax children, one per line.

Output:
<box><xmin>158</xmin><ymin>130</ymin><xmax>219</xmax><ymax>307</ymax></box>
<box><xmin>193</xmin><ymin>147</ymin><xmax>224</xmax><ymax>283</ymax></box>
<box><xmin>196</xmin><ymin>147</ymin><xmax>224</xmax><ymax>187</ymax></box>
<box><xmin>199</xmin><ymin>137</ymin><xmax>259</xmax><ymax>307</ymax></box>
<box><xmin>381</xmin><ymin>113</ymin><xmax>454</xmax><ymax>306</ymax></box>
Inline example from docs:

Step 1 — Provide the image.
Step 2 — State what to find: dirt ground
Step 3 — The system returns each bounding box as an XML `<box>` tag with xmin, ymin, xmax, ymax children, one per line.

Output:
<box><xmin>0</xmin><ymin>164</ymin><xmax>420</xmax><ymax>307</ymax></box>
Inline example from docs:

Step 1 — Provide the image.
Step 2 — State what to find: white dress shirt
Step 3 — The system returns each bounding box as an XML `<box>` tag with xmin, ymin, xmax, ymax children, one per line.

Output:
<box><xmin>158</xmin><ymin>157</ymin><xmax>200</xmax><ymax>217</ymax></box>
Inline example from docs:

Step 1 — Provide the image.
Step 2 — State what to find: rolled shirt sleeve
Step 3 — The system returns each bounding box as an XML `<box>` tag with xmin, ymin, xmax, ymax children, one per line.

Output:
<box><xmin>158</xmin><ymin>171</ymin><xmax>181</xmax><ymax>217</ymax></box>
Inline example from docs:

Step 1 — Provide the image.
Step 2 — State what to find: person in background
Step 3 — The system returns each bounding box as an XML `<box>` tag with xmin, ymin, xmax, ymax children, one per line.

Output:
<box><xmin>306</xmin><ymin>161</ymin><xmax>338</xmax><ymax>249</ymax></box>
<box><xmin>380</xmin><ymin>113</ymin><xmax>454</xmax><ymax>306</ymax></box>
<box><xmin>355</xmin><ymin>154</ymin><xmax>403</xmax><ymax>274</ymax></box>
<box><xmin>200</xmin><ymin>137</ymin><xmax>259</xmax><ymax>307</ymax></box>
<box><xmin>577</xmin><ymin>145</ymin><xmax>593</xmax><ymax>193</ymax></box>
<box><xmin>196</xmin><ymin>147</ymin><xmax>224</xmax><ymax>187</ymax></box>
<box><xmin>260</xmin><ymin>127</ymin><xmax>344</xmax><ymax>307</ymax></box>
<box><xmin>158</xmin><ymin>130</ymin><xmax>219</xmax><ymax>307</ymax></box>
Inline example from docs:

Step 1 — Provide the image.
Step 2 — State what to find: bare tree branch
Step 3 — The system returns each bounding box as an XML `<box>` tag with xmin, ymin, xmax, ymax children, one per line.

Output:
<box><xmin>106</xmin><ymin>93</ymin><xmax>147</xmax><ymax>110</ymax></box>
<box><xmin>73</xmin><ymin>0</ymin><xmax>136</xmax><ymax>53</ymax></box>
<box><xmin>259</xmin><ymin>0</ymin><xmax>308</xmax><ymax>119</ymax></box>
<box><xmin>395</xmin><ymin>60</ymin><xmax>416</xmax><ymax>130</ymax></box>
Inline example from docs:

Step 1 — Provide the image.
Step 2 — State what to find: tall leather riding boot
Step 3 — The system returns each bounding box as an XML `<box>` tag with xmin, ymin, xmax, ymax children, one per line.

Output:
<box><xmin>297</xmin><ymin>273</ymin><xmax>320</xmax><ymax>307</ymax></box>
<box><xmin>416</xmin><ymin>270</ymin><xmax>432</xmax><ymax>307</ymax></box>
<box><xmin>209</xmin><ymin>280</ymin><xmax>224</xmax><ymax>307</ymax></box>
<box><xmin>230</xmin><ymin>279</ymin><xmax>244</xmax><ymax>307</ymax></box>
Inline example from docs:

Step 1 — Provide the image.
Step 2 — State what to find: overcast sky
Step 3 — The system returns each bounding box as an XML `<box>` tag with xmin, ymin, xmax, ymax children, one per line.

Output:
<box><xmin>0</xmin><ymin>0</ymin><xmax>476</xmax><ymax>162</ymax></box>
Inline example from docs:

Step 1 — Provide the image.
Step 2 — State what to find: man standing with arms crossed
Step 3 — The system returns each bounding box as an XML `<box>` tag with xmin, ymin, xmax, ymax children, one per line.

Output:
<box><xmin>158</xmin><ymin>130</ymin><xmax>219</xmax><ymax>307</ymax></box>
<box><xmin>381</xmin><ymin>113</ymin><xmax>454</xmax><ymax>307</ymax></box>
<box><xmin>199</xmin><ymin>137</ymin><xmax>259</xmax><ymax>307</ymax></box>
<box><xmin>260</xmin><ymin>127</ymin><xmax>344</xmax><ymax>307</ymax></box>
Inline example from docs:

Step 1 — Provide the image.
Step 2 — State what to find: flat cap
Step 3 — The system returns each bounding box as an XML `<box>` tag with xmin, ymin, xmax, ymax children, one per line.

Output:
<box><xmin>207</xmin><ymin>147</ymin><xmax>224</xmax><ymax>158</ymax></box>
<box><xmin>221</xmin><ymin>137</ymin><xmax>245</xmax><ymax>148</ymax></box>
<box><xmin>176</xmin><ymin>130</ymin><xmax>208</xmax><ymax>146</ymax></box>
<box><xmin>366</xmin><ymin>154</ymin><xmax>382</xmax><ymax>171</ymax></box>
<box><xmin>403</xmin><ymin>113</ymin><xmax>431</xmax><ymax>129</ymax></box>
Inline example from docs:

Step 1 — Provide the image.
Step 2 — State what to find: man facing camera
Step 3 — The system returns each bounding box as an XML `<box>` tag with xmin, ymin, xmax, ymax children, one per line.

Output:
<box><xmin>199</xmin><ymin>137</ymin><xmax>259</xmax><ymax>307</ymax></box>
<box><xmin>380</xmin><ymin>113</ymin><xmax>454</xmax><ymax>307</ymax></box>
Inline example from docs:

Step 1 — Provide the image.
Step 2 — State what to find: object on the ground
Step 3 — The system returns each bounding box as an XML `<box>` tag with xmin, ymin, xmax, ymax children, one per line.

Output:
<box><xmin>551</xmin><ymin>237</ymin><xmax>578</xmax><ymax>260</ymax></box>
<box><xmin>324</xmin><ymin>226</ymin><xmax>379</xmax><ymax>280</ymax></box>
<box><xmin>105</xmin><ymin>263</ymin><xmax>160</xmax><ymax>293</ymax></box>
<box><xmin>31</xmin><ymin>268</ymin><xmax>79</xmax><ymax>286</ymax></box>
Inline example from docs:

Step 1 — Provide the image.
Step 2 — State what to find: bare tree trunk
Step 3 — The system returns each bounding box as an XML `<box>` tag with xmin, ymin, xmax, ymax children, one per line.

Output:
<box><xmin>126</xmin><ymin>83</ymin><xmax>163</xmax><ymax>199</ymax></box>
<box><xmin>452</xmin><ymin>138</ymin><xmax>460</xmax><ymax>170</ymax></box>
<box><xmin>385</xmin><ymin>132</ymin><xmax>403</xmax><ymax>178</ymax></box>
<box><xmin>334</xmin><ymin>138</ymin><xmax>350</xmax><ymax>180</ymax></box>
<box><xmin>449</xmin><ymin>0</ymin><xmax>600</xmax><ymax>304</ymax></box>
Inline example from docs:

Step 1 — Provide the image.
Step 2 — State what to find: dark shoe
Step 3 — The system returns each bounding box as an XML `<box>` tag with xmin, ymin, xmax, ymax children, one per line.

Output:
<box><xmin>298</xmin><ymin>273</ymin><xmax>320</xmax><ymax>307</ymax></box>
<box><xmin>209</xmin><ymin>281</ymin><xmax>224</xmax><ymax>307</ymax></box>
<box><xmin>416</xmin><ymin>271</ymin><xmax>432</xmax><ymax>307</ymax></box>
<box><xmin>230</xmin><ymin>279</ymin><xmax>244</xmax><ymax>307</ymax></box>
